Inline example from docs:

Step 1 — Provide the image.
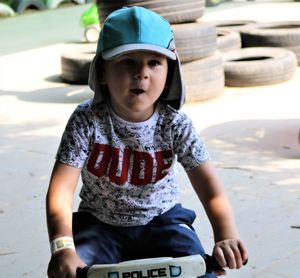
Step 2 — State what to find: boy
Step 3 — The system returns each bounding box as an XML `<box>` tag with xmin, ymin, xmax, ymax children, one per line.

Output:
<box><xmin>46</xmin><ymin>6</ymin><xmax>248</xmax><ymax>278</ymax></box>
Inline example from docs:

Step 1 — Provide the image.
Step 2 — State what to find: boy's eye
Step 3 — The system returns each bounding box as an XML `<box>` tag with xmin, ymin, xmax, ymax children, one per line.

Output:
<box><xmin>149</xmin><ymin>60</ymin><xmax>161</xmax><ymax>67</ymax></box>
<box><xmin>120</xmin><ymin>59</ymin><xmax>135</xmax><ymax>66</ymax></box>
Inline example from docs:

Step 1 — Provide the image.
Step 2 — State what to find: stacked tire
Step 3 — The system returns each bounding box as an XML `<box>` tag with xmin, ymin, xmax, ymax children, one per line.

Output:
<box><xmin>222</xmin><ymin>47</ymin><xmax>297</xmax><ymax>87</ymax></box>
<box><xmin>172</xmin><ymin>21</ymin><xmax>224</xmax><ymax>102</ymax></box>
<box><xmin>61</xmin><ymin>43</ymin><xmax>97</xmax><ymax>84</ymax></box>
<box><xmin>240</xmin><ymin>21</ymin><xmax>300</xmax><ymax>65</ymax></box>
<box><xmin>60</xmin><ymin>6</ymin><xmax>299</xmax><ymax>92</ymax></box>
<box><xmin>11</xmin><ymin>0</ymin><xmax>46</xmax><ymax>13</ymax></box>
<box><xmin>97</xmin><ymin>0</ymin><xmax>206</xmax><ymax>25</ymax></box>
<box><xmin>208</xmin><ymin>20</ymin><xmax>298</xmax><ymax>87</ymax></box>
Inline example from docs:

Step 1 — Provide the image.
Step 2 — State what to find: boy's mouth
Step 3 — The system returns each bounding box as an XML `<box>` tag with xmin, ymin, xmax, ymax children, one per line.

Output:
<box><xmin>130</xmin><ymin>89</ymin><xmax>145</xmax><ymax>95</ymax></box>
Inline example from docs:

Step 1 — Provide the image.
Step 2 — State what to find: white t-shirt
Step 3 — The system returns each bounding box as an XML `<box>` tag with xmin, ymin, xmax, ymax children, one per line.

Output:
<box><xmin>56</xmin><ymin>99</ymin><xmax>210</xmax><ymax>226</ymax></box>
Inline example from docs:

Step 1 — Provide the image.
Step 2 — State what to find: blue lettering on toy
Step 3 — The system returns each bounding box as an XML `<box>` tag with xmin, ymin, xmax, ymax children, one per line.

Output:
<box><xmin>108</xmin><ymin>272</ymin><xmax>119</xmax><ymax>278</ymax></box>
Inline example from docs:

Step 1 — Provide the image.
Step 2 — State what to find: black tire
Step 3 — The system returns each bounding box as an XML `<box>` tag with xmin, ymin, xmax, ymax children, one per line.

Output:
<box><xmin>60</xmin><ymin>44</ymin><xmax>96</xmax><ymax>84</ymax></box>
<box><xmin>285</xmin><ymin>45</ymin><xmax>300</xmax><ymax>66</ymax></box>
<box><xmin>217</xmin><ymin>29</ymin><xmax>241</xmax><ymax>52</ymax></box>
<box><xmin>172</xmin><ymin>22</ymin><xmax>217</xmax><ymax>63</ymax></box>
<box><xmin>182</xmin><ymin>51</ymin><xmax>224</xmax><ymax>102</ymax></box>
<box><xmin>209</xmin><ymin>20</ymin><xmax>257</xmax><ymax>32</ymax></box>
<box><xmin>223</xmin><ymin>47</ymin><xmax>297</xmax><ymax>87</ymax></box>
<box><xmin>240</xmin><ymin>21</ymin><xmax>300</xmax><ymax>65</ymax></box>
<box><xmin>241</xmin><ymin>21</ymin><xmax>300</xmax><ymax>46</ymax></box>
<box><xmin>97</xmin><ymin>0</ymin><xmax>205</xmax><ymax>24</ymax></box>
<box><xmin>11</xmin><ymin>0</ymin><xmax>46</xmax><ymax>13</ymax></box>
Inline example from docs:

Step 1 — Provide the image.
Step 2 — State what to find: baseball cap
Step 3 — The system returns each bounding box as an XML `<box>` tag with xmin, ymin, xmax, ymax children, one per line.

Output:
<box><xmin>89</xmin><ymin>6</ymin><xmax>185</xmax><ymax>110</ymax></box>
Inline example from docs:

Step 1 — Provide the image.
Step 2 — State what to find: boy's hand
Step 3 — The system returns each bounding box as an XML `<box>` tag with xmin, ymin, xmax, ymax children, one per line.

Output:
<box><xmin>47</xmin><ymin>249</ymin><xmax>86</xmax><ymax>278</ymax></box>
<box><xmin>213</xmin><ymin>238</ymin><xmax>248</xmax><ymax>276</ymax></box>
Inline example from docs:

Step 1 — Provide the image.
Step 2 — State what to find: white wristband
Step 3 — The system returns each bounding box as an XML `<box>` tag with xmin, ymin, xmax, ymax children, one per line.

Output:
<box><xmin>50</xmin><ymin>236</ymin><xmax>75</xmax><ymax>255</ymax></box>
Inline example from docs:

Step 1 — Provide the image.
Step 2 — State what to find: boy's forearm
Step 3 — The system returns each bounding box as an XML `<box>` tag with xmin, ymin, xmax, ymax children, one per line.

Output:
<box><xmin>187</xmin><ymin>163</ymin><xmax>239</xmax><ymax>241</ymax></box>
<box><xmin>188</xmin><ymin>163</ymin><xmax>248</xmax><ymax>269</ymax></box>
<box><xmin>203</xmin><ymin>193</ymin><xmax>239</xmax><ymax>242</ymax></box>
<box><xmin>46</xmin><ymin>162</ymin><xmax>81</xmax><ymax>241</ymax></box>
<box><xmin>46</xmin><ymin>189</ymin><xmax>74</xmax><ymax>241</ymax></box>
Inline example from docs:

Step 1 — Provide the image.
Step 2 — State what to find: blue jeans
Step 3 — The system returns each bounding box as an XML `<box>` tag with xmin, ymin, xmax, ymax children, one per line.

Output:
<box><xmin>73</xmin><ymin>204</ymin><xmax>216</xmax><ymax>278</ymax></box>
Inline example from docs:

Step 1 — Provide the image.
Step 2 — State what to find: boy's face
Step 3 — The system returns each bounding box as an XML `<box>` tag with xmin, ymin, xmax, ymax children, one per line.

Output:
<box><xmin>102</xmin><ymin>51</ymin><xmax>168</xmax><ymax>122</ymax></box>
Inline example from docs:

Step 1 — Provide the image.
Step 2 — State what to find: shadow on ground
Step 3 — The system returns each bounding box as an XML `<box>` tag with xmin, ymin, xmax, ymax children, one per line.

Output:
<box><xmin>200</xmin><ymin>118</ymin><xmax>300</xmax><ymax>203</ymax></box>
<box><xmin>0</xmin><ymin>85</ymin><xmax>93</xmax><ymax>104</ymax></box>
<box><xmin>202</xmin><ymin>118</ymin><xmax>300</xmax><ymax>160</ymax></box>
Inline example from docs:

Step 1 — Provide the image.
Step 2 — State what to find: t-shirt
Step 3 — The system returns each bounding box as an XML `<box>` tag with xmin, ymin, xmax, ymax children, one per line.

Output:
<box><xmin>56</xmin><ymin>99</ymin><xmax>210</xmax><ymax>226</ymax></box>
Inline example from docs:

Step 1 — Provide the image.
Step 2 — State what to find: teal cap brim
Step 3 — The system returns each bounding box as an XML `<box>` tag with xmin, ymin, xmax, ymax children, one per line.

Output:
<box><xmin>102</xmin><ymin>43</ymin><xmax>176</xmax><ymax>60</ymax></box>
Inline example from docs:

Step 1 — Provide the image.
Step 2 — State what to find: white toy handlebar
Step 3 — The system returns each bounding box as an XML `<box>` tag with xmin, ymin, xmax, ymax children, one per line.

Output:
<box><xmin>76</xmin><ymin>254</ymin><xmax>223</xmax><ymax>278</ymax></box>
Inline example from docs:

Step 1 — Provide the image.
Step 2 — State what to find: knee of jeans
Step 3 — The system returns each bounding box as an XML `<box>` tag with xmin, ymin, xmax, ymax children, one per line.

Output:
<box><xmin>76</xmin><ymin>242</ymin><xmax>121</xmax><ymax>265</ymax></box>
<box><xmin>76</xmin><ymin>244</ymin><xmax>98</xmax><ymax>266</ymax></box>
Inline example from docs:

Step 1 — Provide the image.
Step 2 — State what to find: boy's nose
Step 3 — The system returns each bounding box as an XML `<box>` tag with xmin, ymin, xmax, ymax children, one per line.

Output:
<box><xmin>134</xmin><ymin>73</ymin><xmax>149</xmax><ymax>80</ymax></box>
<box><xmin>134</xmin><ymin>65</ymin><xmax>149</xmax><ymax>80</ymax></box>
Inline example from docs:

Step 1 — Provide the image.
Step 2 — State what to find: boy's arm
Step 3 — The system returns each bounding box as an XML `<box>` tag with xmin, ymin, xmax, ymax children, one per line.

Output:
<box><xmin>46</xmin><ymin>161</ymin><xmax>80</xmax><ymax>239</ymax></box>
<box><xmin>187</xmin><ymin>162</ymin><xmax>248</xmax><ymax>272</ymax></box>
<box><xmin>46</xmin><ymin>161</ymin><xmax>86</xmax><ymax>277</ymax></box>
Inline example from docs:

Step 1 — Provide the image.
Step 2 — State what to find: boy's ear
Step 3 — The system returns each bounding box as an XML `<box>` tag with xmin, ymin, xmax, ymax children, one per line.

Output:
<box><xmin>95</xmin><ymin>57</ymin><xmax>106</xmax><ymax>85</ymax></box>
<box><xmin>99</xmin><ymin>72</ymin><xmax>106</xmax><ymax>85</ymax></box>
<box><xmin>164</xmin><ymin>59</ymin><xmax>174</xmax><ymax>90</ymax></box>
<box><xmin>99</xmin><ymin>69</ymin><xmax>106</xmax><ymax>85</ymax></box>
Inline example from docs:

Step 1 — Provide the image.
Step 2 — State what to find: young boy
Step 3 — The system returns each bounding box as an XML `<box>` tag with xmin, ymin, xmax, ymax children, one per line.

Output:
<box><xmin>46</xmin><ymin>6</ymin><xmax>248</xmax><ymax>278</ymax></box>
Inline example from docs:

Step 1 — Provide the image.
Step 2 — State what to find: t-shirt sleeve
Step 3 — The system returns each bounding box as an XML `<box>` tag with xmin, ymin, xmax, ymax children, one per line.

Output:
<box><xmin>56</xmin><ymin>104</ymin><xmax>94</xmax><ymax>168</ymax></box>
<box><xmin>173</xmin><ymin>113</ymin><xmax>210</xmax><ymax>171</ymax></box>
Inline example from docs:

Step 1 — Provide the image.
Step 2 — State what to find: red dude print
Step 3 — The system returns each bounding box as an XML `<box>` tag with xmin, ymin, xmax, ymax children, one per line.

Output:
<box><xmin>87</xmin><ymin>143</ymin><xmax>173</xmax><ymax>186</ymax></box>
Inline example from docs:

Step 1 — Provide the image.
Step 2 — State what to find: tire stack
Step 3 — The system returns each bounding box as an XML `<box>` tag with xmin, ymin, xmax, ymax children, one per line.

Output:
<box><xmin>208</xmin><ymin>20</ymin><xmax>298</xmax><ymax>87</ymax></box>
<box><xmin>222</xmin><ymin>47</ymin><xmax>297</xmax><ymax>87</ymax></box>
<box><xmin>208</xmin><ymin>20</ymin><xmax>254</xmax><ymax>53</ymax></box>
<box><xmin>216</xmin><ymin>29</ymin><xmax>241</xmax><ymax>53</ymax></box>
<box><xmin>11</xmin><ymin>0</ymin><xmax>46</xmax><ymax>13</ymax></box>
<box><xmin>240</xmin><ymin>21</ymin><xmax>300</xmax><ymax>65</ymax></box>
<box><xmin>61</xmin><ymin>43</ymin><xmax>97</xmax><ymax>84</ymax></box>
<box><xmin>61</xmin><ymin>8</ymin><xmax>299</xmax><ymax>92</ymax></box>
<box><xmin>97</xmin><ymin>0</ymin><xmax>206</xmax><ymax>24</ymax></box>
